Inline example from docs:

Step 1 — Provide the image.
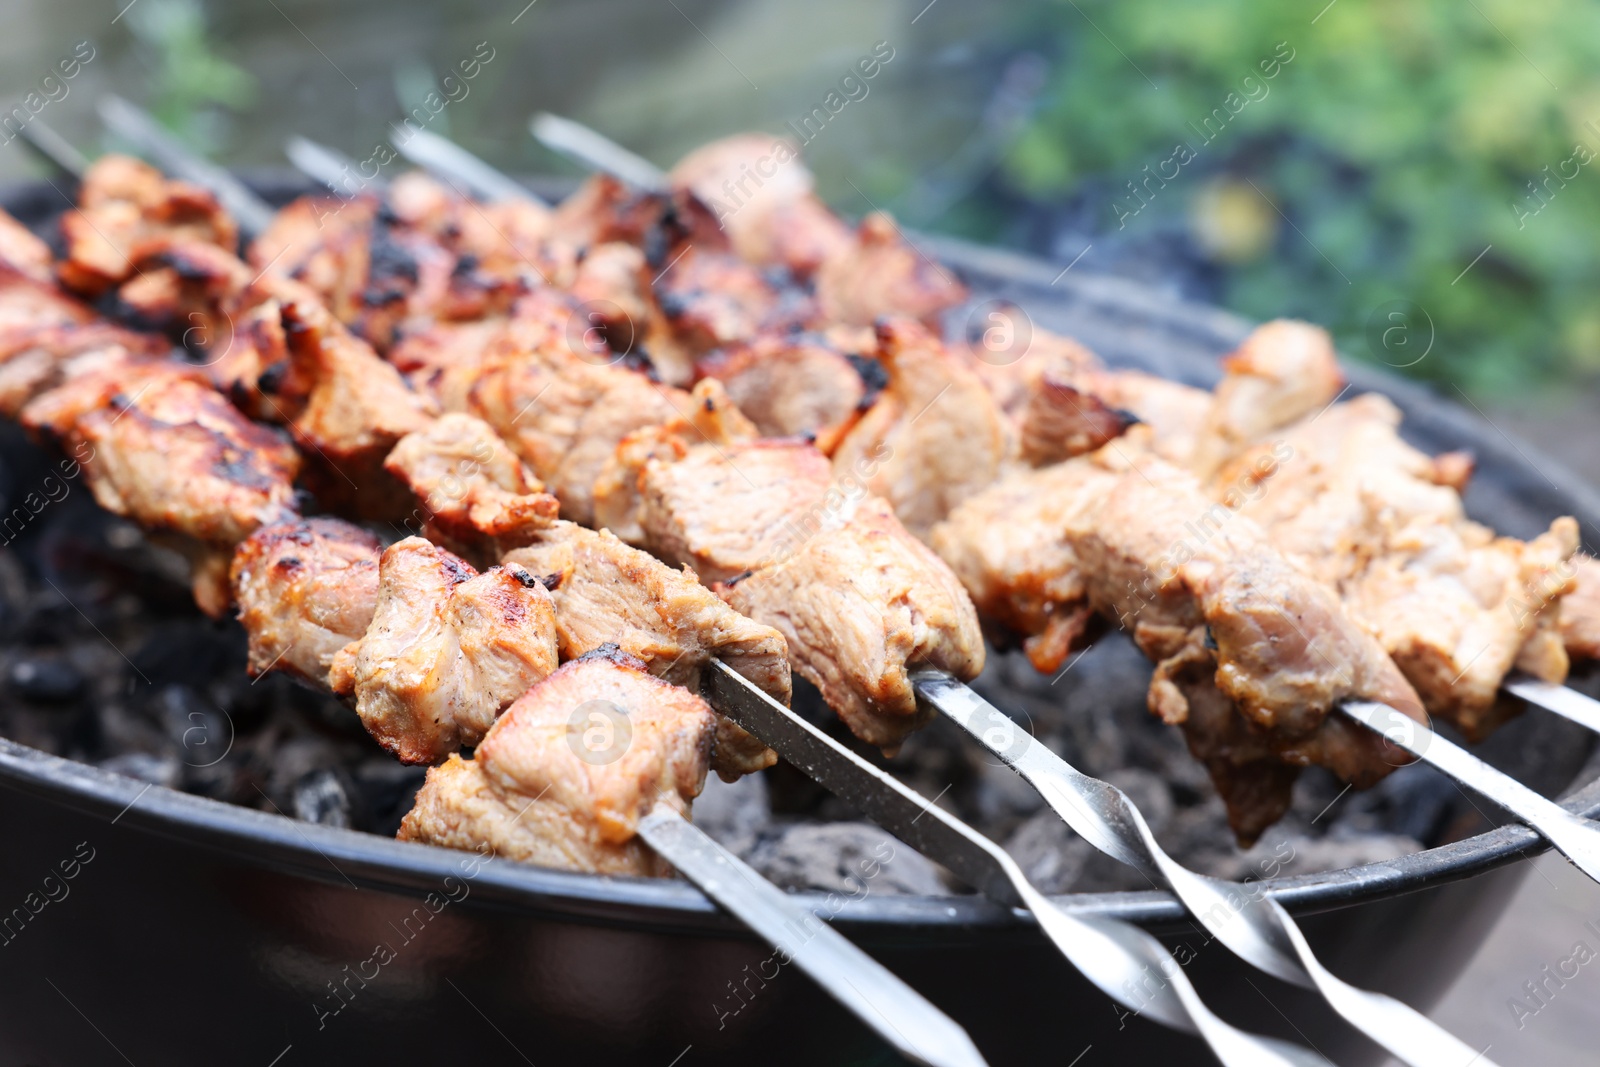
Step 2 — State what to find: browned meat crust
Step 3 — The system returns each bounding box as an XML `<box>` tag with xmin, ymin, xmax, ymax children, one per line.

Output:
<box><xmin>695</xmin><ymin>332</ymin><xmax>866</xmax><ymax>448</ymax></box>
<box><xmin>932</xmin><ymin>447</ymin><xmax>1423</xmax><ymax>843</ymax></box>
<box><xmin>384</xmin><ymin>413</ymin><xmax>560</xmax><ymax>566</ymax></box>
<box><xmin>814</xmin><ymin>212</ymin><xmax>967</xmax><ymax>328</ymax></box>
<box><xmin>0</xmin><ymin>209</ymin><xmax>54</xmax><ymax>282</ymax></box>
<box><xmin>467</xmin><ymin>309</ymin><xmax>688</xmax><ymax>525</ymax></box>
<box><xmin>231</xmin><ymin>518</ymin><xmax>382</xmax><ymax>688</ymax></box>
<box><xmin>504</xmin><ymin>521</ymin><xmax>785</xmax><ymax>780</ymax></box>
<box><xmin>1216</xmin><ymin>394</ymin><xmax>1578</xmax><ymax>738</ymax></box>
<box><xmin>831</xmin><ymin>318</ymin><xmax>1009</xmax><ymax>537</ymax></box>
<box><xmin>1563</xmin><ymin>555</ymin><xmax>1600</xmax><ymax>661</ymax></box>
<box><xmin>328</xmin><ymin>537</ymin><xmax>559</xmax><ymax>764</ymax></box>
<box><xmin>667</xmin><ymin>133</ymin><xmax>852</xmax><ymax>277</ymax></box>
<box><xmin>58</xmin><ymin>155</ymin><xmax>237</xmax><ymax>297</ymax></box>
<box><xmin>399</xmin><ymin>648</ymin><xmax>716</xmax><ymax>877</ymax></box>
<box><xmin>723</xmin><ymin>494</ymin><xmax>985</xmax><ymax>750</ymax></box>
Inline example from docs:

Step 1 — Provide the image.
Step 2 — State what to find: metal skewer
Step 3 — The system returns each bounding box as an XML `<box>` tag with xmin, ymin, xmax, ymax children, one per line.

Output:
<box><xmin>1340</xmin><ymin>700</ymin><xmax>1600</xmax><ymax>883</ymax></box>
<box><xmin>390</xmin><ymin>125</ymin><xmax>546</xmax><ymax>206</ymax></box>
<box><xmin>283</xmin><ymin>136</ymin><xmax>381</xmax><ymax>200</ymax></box>
<box><xmin>96</xmin><ymin>95</ymin><xmax>275</xmax><ymax>239</ymax></box>
<box><xmin>1504</xmin><ymin>674</ymin><xmax>1600</xmax><ymax>734</ymax></box>
<box><xmin>529</xmin><ymin>111</ymin><xmax>670</xmax><ymax>192</ymax></box>
<box><xmin>637</xmin><ymin>804</ymin><xmax>988</xmax><ymax>1067</ymax></box>
<box><xmin>14</xmin><ymin>118</ymin><xmax>90</xmax><ymax>180</ymax></box>
<box><xmin>706</xmin><ymin>660</ymin><xmax>1333</xmax><ymax>1067</ymax></box>
<box><xmin>911</xmin><ymin>671</ymin><xmax>1500</xmax><ymax>1067</ymax></box>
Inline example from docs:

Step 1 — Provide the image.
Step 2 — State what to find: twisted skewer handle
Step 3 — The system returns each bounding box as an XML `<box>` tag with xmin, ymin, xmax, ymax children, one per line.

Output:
<box><xmin>705</xmin><ymin>660</ymin><xmax>1333</xmax><ymax>1067</ymax></box>
<box><xmin>912</xmin><ymin>671</ymin><xmax>1501</xmax><ymax>1067</ymax></box>
<box><xmin>529</xmin><ymin>111</ymin><xmax>670</xmax><ymax>192</ymax></box>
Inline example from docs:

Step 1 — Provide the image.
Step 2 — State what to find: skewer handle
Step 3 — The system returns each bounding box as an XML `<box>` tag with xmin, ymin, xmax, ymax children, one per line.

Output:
<box><xmin>911</xmin><ymin>671</ymin><xmax>1501</xmax><ymax>1067</ymax></box>
<box><xmin>1503</xmin><ymin>676</ymin><xmax>1600</xmax><ymax>735</ymax></box>
<box><xmin>528</xmin><ymin>111</ymin><xmax>670</xmax><ymax>191</ymax></box>
<box><xmin>389</xmin><ymin>125</ymin><xmax>546</xmax><ymax>207</ymax></box>
<box><xmin>97</xmin><ymin>95</ymin><xmax>276</xmax><ymax>239</ymax></box>
<box><xmin>1342</xmin><ymin>700</ymin><xmax>1600</xmax><ymax>885</ymax></box>
<box><xmin>703</xmin><ymin>660</ymin><xmax>1333</xmax><ymax>1067</ymax></box>
<box><xmin>637</xmin><ymin>805</ymin><xmax>988</xmax><ymax>1067</ymax></box>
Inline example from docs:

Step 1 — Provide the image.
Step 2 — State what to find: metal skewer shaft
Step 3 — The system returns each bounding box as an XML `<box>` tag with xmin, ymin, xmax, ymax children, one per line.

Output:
<box><xmin>96</xmin><ymin>95</ymin><xmax>275</xmax><ymax>239</ymax></box>
<box><xmin>911</xmin><ymin>671</ymin><xmax>1499</xmax><ymax>1067</ymax></box>
<box><xmin>529</xmin><ymin>111</ymin><xmax>670</xmax><ymax>192</ymax></box>
<box><xmin>705</xmin><ymin>660</ymin><xmax>1332</xmax><ymax>1067</ymax></box>
<box><xmin>284</xmin><ymin>136</ymin><xmax>385</xmax><ymax>200</ymax></box>
<box><xmin>1340</xmin><ymin>700</ymin><xmax>1600</xmax><ymax>884</ymax></box>
<box><xmin>637</xmin><ymin>805</ymin><xmax>988</xmax><ymax>1067</ymax></box>
<box><xmin>14</xmin><ymin>118</ymin><xmax>90</xmax><ymax>180</ymax></box>
<box><xmin>1504</xmin><ymin>674</ymin><xmax>1600</xmax><ymax>734</ymax></box>
<box><xmin>389</xmin><ymin>125</ymin><xmax>547</xmax><ymax>207</ymax></box>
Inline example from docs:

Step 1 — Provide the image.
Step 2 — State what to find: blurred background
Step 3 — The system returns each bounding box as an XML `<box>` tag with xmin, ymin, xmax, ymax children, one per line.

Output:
<box><xmin>2</xmin><ymin>0</ymin><xmax>1598</xmax><ymax>1061</ymax></box>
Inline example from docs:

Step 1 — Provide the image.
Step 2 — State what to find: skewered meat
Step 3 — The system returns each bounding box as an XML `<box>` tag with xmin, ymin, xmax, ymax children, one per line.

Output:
<box><xmin>1189</xmin><ymin>320</ymin><xmax>1344</xmax><ymax>478</ymax></box>
<box><xmin>1215</xmin><ymin>393</ymin><xmax>1579</xmax><ymax>737</ymax></box>
<box><xmin>383</xmin><ymin>412</ymin><xmax>560</xmax><ymax>565</ymax></box>
<box><xmin>503</xmin><ymin>520</ymin><xmax>784</xmax><ymax>779</ymax></box>
<box><xmin>231</xmin><ymin>517</ymin><xmax>382</xmax><ymax>688</ymax></box>
<box><xmin>58</xmin><ymin>155</ymin><xmax>237</xmax><ymax>296</ymax></box>
<box><xmin>814</xmin><ymin>212</ymin><xmax>967</xmax><ymax>329</ymax></box>
<box><xmin>932</xmin><ymin>444</ymin><xmax>1423</xmax><ymax>842</ymax></box>
<box><xmin>667</xmin><ymin>133</ymin><xmax>852</xmax><ymax>277</ymax></box>
<box><xmin>390</xmin><ymin>315</ymin><xmax>511</xmax><ymax>412</ymax></box>
<box><xmin>467</xmin><ymin>308</ymin><xmax>688</xmax><ymax>525</ymax></box>
<box><xmin>20</xmin><ymin>360</ymin><xmax>299</xmax><ymax>615</ymax></box>
<box><xmin>276</xmin><ymin>300</ymin><xmax>438</xmax><ymax>517</ymax></box>
<box><xmin>399</xmin><ymin>646</ymin><xmax>716</xmax><ymax>877</ymax></box>
<box><xmin>695</xmin><ymin>331</ymin><xmax>866</xmax><ymax>449</ymax></box>
<box><xmin>247</xmin><ymin>194</ymin><xmax>378</xmax><ymax>327</ymax></box>
<box><xmin>831</xmin><ymin>318</ymin><xmax>1008</xmax><ymax>537</ymax></box>
<box><xmin>0</xmin><ymin>265</ymin><xmax>169</xmax><ymax>417</ymax></box>
<box><xmin>328</xmin><ymin>537</ymin><xmax>560</xmax><ymax>764</ymax></box>
<box><xmin>592</xmin><ymin>377</ymin><xmax>757</xmax><ymax>544</ymax></box>
<box><xmin>1562</xmin><ymin>555</ymin><xmax>1600</xmax><ymax>661</ymax></box>
<box><xmin>0</xmin><ymin>210</ymin><xmax>53</xmax><ymax>282</ymax></box>
<box><xmin>722</xmin><ymin>493</ymin><xmax>986</xmax><ymax>750</ymax></box>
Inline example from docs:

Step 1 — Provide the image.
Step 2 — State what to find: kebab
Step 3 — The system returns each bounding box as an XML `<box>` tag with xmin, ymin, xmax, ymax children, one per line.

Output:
<box><xmin>9</xmin><ymin>123</ymin><xmax>1510</xmax><ymax>1062</ymax></box>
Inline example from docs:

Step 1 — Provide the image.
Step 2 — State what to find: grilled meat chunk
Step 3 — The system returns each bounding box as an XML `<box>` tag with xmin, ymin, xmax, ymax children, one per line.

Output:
<box><xmin>231</xmin><ymin>518</ymin><xmax>382</xmax><ymax>688</ymax></box>
<box><xmin>638</xmin><ymin>437</ymin><xmax>835</xmax><ymax>583</ymax></box>
<box><xmin>504</xmin><ymin>521</ymin><xmax>785</xmax><ymax>779</ymax></box>
<box><xmin>468</xmin><ymin>309</ymin><xmax>688</xmax><ymax>525</ymax></box>
<box><xmin>21</xmin><ymin>361</ymin><xmax>299</xmax><ymax>614</ymax></box>
<box><xmin>247</xmin><ymin>194</ymin><xmax>379</xmax><ymax>327</ymax></box>
<box><xmin>384</xmin><ymin>412</ymin><xmax>560</xmax><ymax>565</ymax></box>
<box><xmin>722</xmin><ymin>494</ymin><xmax>985</xmax><ymax>750</ymax></box>
<box><xmin>831</xmin><ymin>318</ymin><xmax>1008</xmax><ymax>538</ymax></box>
<box><xmin>1562</xmin><ymin>555</ymin><xmax>1600</xmax><ymax>661</ymax></box>
<box><xmin>0</xmin><ymin>209</ymin><xmax>53</xmax><ymax>282</ymax></box>
<box><xmin>58</xmin><ymin>155</ymin><xmax>237</xmax><ymax>297</ymax></box>
<box><xmin>593</xmin><ymin>377</ymin><xmax>757</xmax><ymax>544</ymax></box>
<box><xmin>277</xmin><ymin>300</ymin><xmax>438</xmax><ymax>517</ymax></box>
<box><xmin>1190</xmin><ymin>320</ymin><xmax>1345</xmax><ymax>477</ymax></box>
<box><xmin>329</xmin><ymin>537</ymin><xmax>559</xmax><ymax>764</ymax></box>
<box><xmin>932</xmin><ymin>446</ymin><xmax>1423</xmax><ymax>843</ymax></box>
<box><xmin>697</xmin><ymin>333</ymin><xmax>866</xmax><ymax>449</ymax></box>
<box><xmin>399</xmin><ymin>647</ymin><xmax>716</xmax><ymax>877</ymax></box>
<box><xmin>814</xmin><ymin>212</ymin><xmax>967</xmax><ymax>328</ymax></box>
<box><xmin>1217</xmin><ymin>393</ymin><xmax>1578</xmax><ymax>737</ymax></box>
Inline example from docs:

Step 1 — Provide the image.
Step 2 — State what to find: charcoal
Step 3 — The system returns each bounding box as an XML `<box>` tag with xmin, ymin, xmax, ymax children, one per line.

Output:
<box><xmin>693</xmin><ymin>771</ymin><xmax>771</xmax><ymax>856</ymax></box>
<box><xmin>8</xmin><ymin>656</ymin><xmax>85</xmax><ymax>702</ymax></box>
<box><xmin>293</xmin><ymin>767</ymin><xmax>353</xmax><ymax>828</ymax></box>
<box><xmin>746</xmin><ymin>822</ymin><xmax>950</xmax><ymax>897</ymax></box>
<box><xmin>353</xmin><ymin>759</ymin><xmax>428</xmax><ymax>836</ymax></box>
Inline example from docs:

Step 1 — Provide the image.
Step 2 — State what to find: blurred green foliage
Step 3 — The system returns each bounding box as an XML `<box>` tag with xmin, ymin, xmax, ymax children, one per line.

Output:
<box><xmin>125</xmin><ymin>0</ymin><xmax>256</xmax><ymax>150</ymax></box>
<box><xmin>1002</xmin><ymin>0</ymin><xmax>1600</xmax><ymax>392</ymax></box>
